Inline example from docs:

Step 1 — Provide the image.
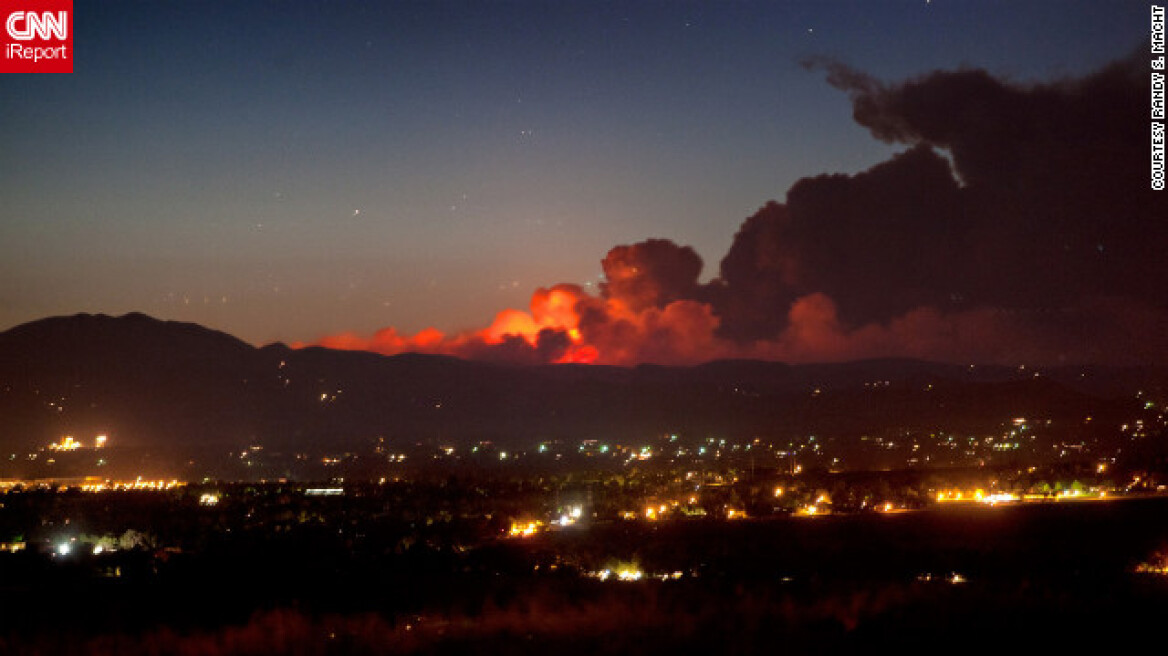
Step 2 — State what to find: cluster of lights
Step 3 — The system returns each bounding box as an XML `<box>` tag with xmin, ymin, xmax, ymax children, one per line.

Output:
<box><xmin>47</xmin><ymin>434</ymin><xmax>108</xmax><ymax>451</ymax></box>
<box><xmin>508</xmin><ymin>520</ymin><xmax>542</xmax><ymax>538</ymax></box>
<box><xmin>537</xmin><ymin>437</ymin><xmax>795</xmax><ymax>461</ymax></box>
<box><xmin>53</xmin><ymin>539</ymin><xmax>116</xmax><ymax>557</ymax></box>
<box><xmin>935</xmin><ymin>489</ymin><xmax>1015</xmax><ymax>504</ymax></box>
<box><xmin>588</xmin><ymin>566</ymin><xmax>684</xmax><ymax>582</ymax></box>
<box><xmin>80</xmin><ymin>478</ymin><xmax>183</xmax><ymax>492</ymax></box>
<box><xmin>553</xmin><ymin>505</ymin><xmax>583</xmax><ymax>527</ymax></box>
<box><xmin>48</xmin><ymin>436</ymin><xmax>81</xmax><ymax>451</ymax></box>
<box><xmin>623</xmin><ymin>499</ymin><xmax>709</xmax><ymax>521</ymax></box>
<box><xmin>796</xmin><ymin>493</ymin><xmax>833</xmax><ymax>517</ymax></box>
<box><xmin>595</xmin><ymin>567</ymin><xmax>643</xmax><ymax>582</ymax></box>
<box><xmin>643</xmin><ymin>503</ymin><xmax>672</xmax><ymax>521</ymax></box>
<box><xmin>935</xmin><ymin>488</ymin><xmax>1113</xmax><ymax>505</ymax></box>
<box><xmin>917</xmin><ymin>571</ymin><xmax>968</xmax><ymax>585</ymax></box>
<box><xmin>1135</xmin><ymin>551</ymin><xmax>1168</xmax><ymax>575</ymax></box>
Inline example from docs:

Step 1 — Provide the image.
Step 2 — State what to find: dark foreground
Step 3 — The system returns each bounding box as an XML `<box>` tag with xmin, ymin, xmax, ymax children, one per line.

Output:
<box><xmin>4</xmin><ymin>494</ymin><xmax>1168</xmax><ymax>654</ymax></box>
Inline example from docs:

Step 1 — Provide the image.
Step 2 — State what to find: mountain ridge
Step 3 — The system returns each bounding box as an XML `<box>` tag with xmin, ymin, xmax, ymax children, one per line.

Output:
<box><xmin>0</xmin><ymin>313</ymin><xmax>1163</xmax><ymax>474</ymax></box>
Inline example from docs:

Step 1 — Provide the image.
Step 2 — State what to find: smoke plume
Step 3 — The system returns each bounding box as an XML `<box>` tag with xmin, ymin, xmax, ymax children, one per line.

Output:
<box><xmin>300</xmin><ymin>49</ymin><xmax>1166</xmax><ymax>366</ymax></box>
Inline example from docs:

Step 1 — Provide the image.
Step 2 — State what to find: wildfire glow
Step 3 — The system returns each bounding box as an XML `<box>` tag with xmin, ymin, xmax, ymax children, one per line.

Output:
<box><xmin>293</xmin><ymin>232</ymin><xmax>1107</xmax><ymax>367</ymax></box>
<box><xmin>300</xmin><ymin>284</ymin><xmax>606</xmax><ymax>364</ymax></box>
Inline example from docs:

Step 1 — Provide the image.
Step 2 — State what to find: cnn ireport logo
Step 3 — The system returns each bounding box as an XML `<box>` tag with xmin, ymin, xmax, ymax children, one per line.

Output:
<box><xmin>2</xmin><ymin>1</ymin><xmax>72</xmax><ymax>73</ymax></box>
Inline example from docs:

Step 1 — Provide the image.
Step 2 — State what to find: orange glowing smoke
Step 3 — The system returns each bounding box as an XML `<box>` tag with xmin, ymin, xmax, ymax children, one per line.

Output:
<box><xmin>295</xmin><ymin>281</ymin><xmax>1116</xmax><ymax>366</ymax></box>
<box><xmin>483</xmin><ymin>285</ymin><xmax>579</xmax><ymax>345</ymax></box>
<box><xmin>295</xmin><ymin>241</ymin><xmax>1138</xmax><ymax>366</ymax></box>
<box><xmin>296</xmin><ymin>284</ymin><xmax>602</xmax><ymax>364</ymax></box>
<box><xmin>294</xmin><ymin>279</ymin><xmax>733</xmax><ymax>366</ymax></box>
<box><xmin>479</xmin><ymin>285</ymin><xmax>599</xmax><ymax>363</ymax></box>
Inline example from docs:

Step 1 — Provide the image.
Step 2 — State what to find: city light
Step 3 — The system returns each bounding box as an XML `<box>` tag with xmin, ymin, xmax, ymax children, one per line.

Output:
<box><xmin>508</xmin><ymin>520</ymin><xmax>542</xmax><ymax>538</ymax></box>
<box><xmin>78</xmin><ymin>479</ymin><xmax>184</xmax><ymax>493</ymax></box>
<box><xmin>1135</xmin><ymin>551</ymin><xmax>1168</xmax><ymax>575</ymax></box>
<box><xmin>48</xmin><ymin>436</ymin><xmax>81</xmax><ymax>451</ymax></box>
<box><xmin>590</xmin><ymin>563</ymin><xmax>645</xmax><ymax>582</ymax></box>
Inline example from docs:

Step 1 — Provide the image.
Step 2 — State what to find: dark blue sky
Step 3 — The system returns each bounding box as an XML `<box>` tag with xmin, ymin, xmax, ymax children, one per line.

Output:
<box><xmin>0</xmin><ymin>1</ymin><xmax>1151</xmax><ymax>349</ymax></box>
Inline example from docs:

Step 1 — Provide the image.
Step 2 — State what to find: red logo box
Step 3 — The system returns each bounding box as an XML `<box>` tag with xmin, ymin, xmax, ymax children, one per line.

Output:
<box><xmin>2</xmin><ymin>0</ymin><xmax>72</xmax><ymax>73</ymax></box>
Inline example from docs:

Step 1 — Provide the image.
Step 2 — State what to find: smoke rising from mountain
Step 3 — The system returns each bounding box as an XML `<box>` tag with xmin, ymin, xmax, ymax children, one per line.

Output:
<box><xmin>300</xmin><ymin>50</ymin><xmax>1166</xmax><ymax>366</ymax></box>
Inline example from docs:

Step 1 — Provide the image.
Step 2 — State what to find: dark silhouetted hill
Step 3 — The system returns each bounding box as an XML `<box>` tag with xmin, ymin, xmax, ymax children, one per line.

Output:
<box><xmin>0</xmin><ymin>313</ymin><xmax>1161</xmax><ymax>462</ymax></box>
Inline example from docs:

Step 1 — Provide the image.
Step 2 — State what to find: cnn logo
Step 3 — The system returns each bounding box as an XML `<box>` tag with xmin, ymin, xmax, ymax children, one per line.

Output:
<box><xmin>2</xmin><ymin>1</ymin><xmax>72</xmax><ymax>73</ymax></box>
<box><xmin>6</xmin><ymin>11</ymin><xmax>68</xmax><ymax>40</ymax></box>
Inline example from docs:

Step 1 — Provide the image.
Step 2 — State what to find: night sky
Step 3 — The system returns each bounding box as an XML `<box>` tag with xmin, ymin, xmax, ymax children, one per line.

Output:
<box><xmin>1</xmin><ymin>1</ymin><xmax>1161</xmax><ymax>366</ymax></box>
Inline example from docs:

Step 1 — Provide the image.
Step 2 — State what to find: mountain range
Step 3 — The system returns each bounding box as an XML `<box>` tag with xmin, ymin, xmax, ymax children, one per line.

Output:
<box><xmin>0</xmin><ymin>313</ymin><xmax>1164</xmax><ymax>473</ymax></box>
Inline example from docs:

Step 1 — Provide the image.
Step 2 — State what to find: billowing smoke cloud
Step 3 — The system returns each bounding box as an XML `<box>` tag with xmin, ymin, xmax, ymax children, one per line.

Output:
<box><xmin>300</xmin><ymin>49</ymin><xmax>1167</xmax><ymax>366</ymax></box>
<box><xmin>802</xmin><ymin>51</ymin><xmax>1162</xmax><ymax>310</ymax></box>
<box><xmin>711</xmin><ymin>145</ymin><xmax>966</xmax><ymax>335</ymax></box>
<box><xmin>599</xmin><ymin>239</ymin><xmax>704</xmax><ymax>313</ymax></box>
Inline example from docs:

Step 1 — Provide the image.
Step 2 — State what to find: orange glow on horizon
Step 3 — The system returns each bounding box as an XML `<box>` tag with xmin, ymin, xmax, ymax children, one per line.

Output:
<box><xmin>297</xmin><ymin>283</ymin><xmax>615</xmax><ymax>363</ymax></box>
<box><xmin>293</xmin><ymin>270</ymin><xmax>1021</xmax><ymax>367</ymax></box>
<box><xmin>556</xmin><ymin>344</ymin><xmax>599</xmax><ymax>364</ymax></box>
